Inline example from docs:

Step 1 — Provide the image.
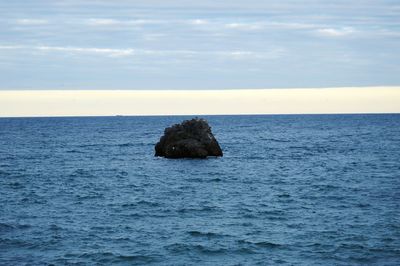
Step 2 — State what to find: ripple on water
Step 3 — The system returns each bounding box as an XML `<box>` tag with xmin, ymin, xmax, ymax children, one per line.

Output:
<box><xmin>0</xmin><ymin>223</ymin><xmax>31</xmax><ymax>232</ymax></box>
<box><xmin>165</xmin><ymin>243</ymin><xmax>228</xmax><ymax>255</ymax></box>
<box><xmin>61</xmin><ymin>251</ymin><xmax>158</xmax><ymax>264</ymax></box>
<box><xmin>187</xmin><ymin>230</ymin><xmax>229</xmax><ymax>238</ymax></box>
<box><xmin>237</xmin><ymin>239</ymin><xmax>284</xmax><ymax>249</ymax></box>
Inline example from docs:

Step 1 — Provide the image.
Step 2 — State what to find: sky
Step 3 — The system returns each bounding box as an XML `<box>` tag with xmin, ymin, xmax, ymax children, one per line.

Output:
<box><xmin>1</xmin><ymin>0</ymin><xmax>400</xmax><ymax>90</ymax></box>
<box><xmin>1</xmin><ymin>87</ymin><xmax>399</xmax><ymax>117</ymax></box>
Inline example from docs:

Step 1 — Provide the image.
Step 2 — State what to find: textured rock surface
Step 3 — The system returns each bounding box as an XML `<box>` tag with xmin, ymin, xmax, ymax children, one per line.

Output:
<box><xmin>155</xmin><ymin>118</ymin><xmax>223</xmax><ymax>158</ymax></box>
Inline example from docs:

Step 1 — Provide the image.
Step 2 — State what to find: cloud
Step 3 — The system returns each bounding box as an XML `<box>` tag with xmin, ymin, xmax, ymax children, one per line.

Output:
<box><xmin>18</xmin><ymin>17</ymin><xmax>319</xmax><ymax>34</ymax></box>
<box><xmin>0</xmin><ymin>45</ymin><xmax>283</xmax><ymax>60</ymax></box>
<box><xmin>142</xmin><ymin>33</ymin><xmax>167</xmax><ymax>41</ymax></box>
<box><xmin>187</xmin><ymin>19</ymin><xmax>209</xmax><ymax>25</ymax></box>
<box><xmin>0</xmin><ymin>45</ymin><xmax>135</xmax><ymax>57</ymax></box>
<box><xmin>225</xmin><ymin>22</ymin><xmax>264</xmax><ymax>31</ymax></box>
<box><xmin>216</xmin><ymin>48</ymin><xmax>285</xmax><ymax>60</ymax></box>
<box><xmin>86</xmin><ymin>18</ymin><xmax>212</xmax><ymax>28</ymax></box>
<box><xmin>37</xmin><ymin>46</ymin><xmax>135</xmax><ymax>57</ymax></box>
<box><xmin>0</xmin><ymin>45</ymin><xmax>193</xmax><ymax>58</ymax></box>
<box><xmin>15</xmin><ymin>19</ymin><xmax>48</xmax><ymax>25</ymax></box>
<box><xmin>223</xmin><ymin>21</ymin><xmax>320</xmax><ymax>32</ymax></box>
<box><xmin>86</xmin><ymin>18</ymin><xmax>162</xmax><ymax>26</ymax></box>
<box><xmin>86</xmin><ymin>18</ymin><xmax>119</xmax><ymax>26</ymax></box>
<box><xmin>316</xmin><ymin>27</ymin><xmax>355</xmax><ymax>37</ymax></box>
<box><xmin>85</xmin><ymin>18</ymin><xmax>317</xmax><ymax>32</ymax></box>
<box><xmin>218</xmin><ymin>51</ymin><xmax>259</xmax><ymax>60</ymax></box>
<box><xmin>271</xmin><ymin>22</ymin><xmax>317</xmax><ymax>29</ymax></box>
<box><xmin>0</xmin><ymin>45</ymin><xmax>25</xmax><ymax>49</ymax></box>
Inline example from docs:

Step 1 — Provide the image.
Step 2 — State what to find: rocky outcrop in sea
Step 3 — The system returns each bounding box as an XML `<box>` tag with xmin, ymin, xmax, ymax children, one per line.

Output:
<box><xmin>155</xmin><ymin>118</ymin><xmax>223</xmax><ymax>159</ymax></box>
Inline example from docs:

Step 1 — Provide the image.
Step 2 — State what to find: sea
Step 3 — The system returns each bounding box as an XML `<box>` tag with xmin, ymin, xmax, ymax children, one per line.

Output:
<box><xmin>0</xmin><ymin>114</ymin><xmax>399</xmax><ymax>265</ymax></box>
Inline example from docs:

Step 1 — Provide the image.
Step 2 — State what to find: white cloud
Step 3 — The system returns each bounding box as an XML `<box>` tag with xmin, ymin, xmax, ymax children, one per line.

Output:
<box><xmin>86</xmin><ymin>18</ymin><xmax>119</xmax><ymax>26</ymax></box>
<box><xmin>217</xmin><ymin>48</ymin><xmax>285</xmax><ymax>60</ymax></box>
<box><xmin>225</xmin><ymin>22</ymin><xmax>264</xmax><ymax>31</ymax></box>
<box><xmin>0</xmin><ymin>45</ymin><xmax>194</xmax><ymax>58</ymax></box>
<box><xmin>270</xmin><ymin>22</ymin><xmax>317</xmax><ymax>29</ymax></box>
<box><xmin>0</xmin><ymin>45</ymin><xmax>25</xmax><ymax>49</ymax></box>
<box><xmin>86</xmin><ymin>18</ymin><xmax>162</xmax><ymax>26</ymax></box>
<box><xmin>17</xmin><ymin>17</ymin><xmax>318</xmax><ymax>33</ymax></box>
<box><xmin>188</xmin><ymin>19</ymin><xmax>209</xmax><ymax>25</ymax></box>
<box><xmin>224</xmin><ymin>21</ymin><xmax>317</xmax><ymax>31</ymax></box>
<box><xmin>15</xmin><ymin>19</ymin><xmax>48</xmax><ymax>25</ymax></box>
<box><xmin>37</xmin><ymin>46</ymin><xmax>135</xmax><ymax>57</ymax></box>
<box><xmin>316</xmin><ymin>27</ymin><xmax>355</xmax><ymax>37</ymax></box>
<box><xmin>0</xmin><ymin>45</ymin><xmax>195</xmax><ymax>57</ymax></box>
<box><xmin>142</xmin><ymin>33</ymin><xmax>167</xmax><ymax>41</ymax></box>
<box><xmin>0</xmin><ymin>45</ymin><xmax>284</xmax><ymax>60</ymax></box>
<box><xmin>86</xmin><ymin>18</ymin><xmax>211</xmax><ymax>28</ymax></box>
<box><xmin>218</xmin><ymin>51</ymin><xmax>256</xmax><ymax>59</ymax></box>
<box><xmin>141</xmin><ymin>49</ymin><xmax>198</xmax><ymax>57</ymax></box>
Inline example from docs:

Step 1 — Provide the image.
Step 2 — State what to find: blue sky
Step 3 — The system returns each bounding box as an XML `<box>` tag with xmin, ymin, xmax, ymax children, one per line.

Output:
<box><xmin>0</xmin><ymin>0</ymin><xmax>399</xmax><ymax>89</ymax></box>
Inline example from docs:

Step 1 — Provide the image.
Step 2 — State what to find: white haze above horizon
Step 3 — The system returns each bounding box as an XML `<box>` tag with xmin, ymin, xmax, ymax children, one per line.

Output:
<box><xmin>1</xmin><ymin>87</ymin><xmax>399</xmax><ymax>117</ymax></box>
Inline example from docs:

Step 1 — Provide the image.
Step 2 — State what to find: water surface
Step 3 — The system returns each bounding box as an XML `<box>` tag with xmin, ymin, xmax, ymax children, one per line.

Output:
<box><xmin>1</xmin><ymin>115</ymin><xmax>399</xmax><ymax>265</ymax></box>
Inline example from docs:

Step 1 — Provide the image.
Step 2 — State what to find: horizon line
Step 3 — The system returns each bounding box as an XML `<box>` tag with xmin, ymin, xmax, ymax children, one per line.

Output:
<box><xmin>1</xmin><ymin>85</ymin><xmax>400</xmax><ymax>91</ymax></box>
<box><xmin>1</xmin><ymin>112</ymin><xmax>400</xmax><ymax>119</ymax></box>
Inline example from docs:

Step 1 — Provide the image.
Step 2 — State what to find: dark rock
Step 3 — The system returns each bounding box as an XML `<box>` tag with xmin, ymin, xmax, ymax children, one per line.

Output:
<box><xmin>155</xmin><ymin>118</ymin><xmax>223</xmax><ymax>159</ymax></box>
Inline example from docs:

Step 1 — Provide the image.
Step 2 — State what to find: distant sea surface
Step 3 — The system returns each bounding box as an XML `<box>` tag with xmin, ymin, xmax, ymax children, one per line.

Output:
<box><xmin>1</xmin><ymin>114</ymin><xmax>399</xmax><ymax>265</ymax></box>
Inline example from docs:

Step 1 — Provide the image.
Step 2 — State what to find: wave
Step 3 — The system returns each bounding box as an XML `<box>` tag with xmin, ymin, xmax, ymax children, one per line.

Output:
<box><xmin>165</xmin><ymin>243</ymin><xmax>228</xmax><ymax>255</ymax></box>
<box><xmin>63</xmin><ymin>251</ymin><xmax>158</xmax><ymax>263</ymax></box>
<box><xmin>187</xmin><ymin>230</ymin><xmax>228</xmax><ymax>238</ymax></box>
<box><xmin>262</xmin><ymin>138</ymin><xmax>291</xmax><ymax>143</ymax></box>
<box><xmin>65</xmin><ymin>149</ymin><xmax>85</xmax><ymax>153</ymax></box>
<box><xmin>0</xmin><ymin>223</ymin><xmax>31</xmax><ymax>232</ymax></box>
<box><xmin>177</xmin><ymin>205</ymin><xmax>222</xmax><ymax>214</ymax></box>
<box><xmin>0</xmin><ymin>238</ymin><xmax>35</xmax><ymax>248</ymax></box>
<box><xmin>186</xmin><ymin>177</ymin><xmax>223</xmax><ymax>182</ymax></box>
<box><xmin>120</xmin><ymin>200</ymin><xmax>161</xmax><ymax>208</ymax></box>
<box><xmin>237</xmin><ymin>239</ymin><xmax>283</xmax><ymax>249</ymax></box>
<box><xmin>166</xmin><ymin>242</ymin><xmax>260</xmax><ymax>255</ymax></box>
<box><xmin>69</xmin><ymin>169</ymin><xmax>96</xmax><ymax>178</ymax></box>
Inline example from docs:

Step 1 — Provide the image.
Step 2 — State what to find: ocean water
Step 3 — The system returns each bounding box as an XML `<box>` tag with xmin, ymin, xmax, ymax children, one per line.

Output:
<box><xmin>0</xmin><ymin>114</ymin><xmax>399</xmax><ymax>265</ymax></box>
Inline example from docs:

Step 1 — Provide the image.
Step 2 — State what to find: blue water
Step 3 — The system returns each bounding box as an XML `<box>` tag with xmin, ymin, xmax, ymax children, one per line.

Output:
<box><xmin>1</xmin><ymin>115</ymin><xmax>399</xmax><ymax>265</ymax></box>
